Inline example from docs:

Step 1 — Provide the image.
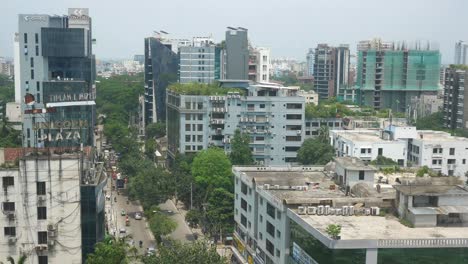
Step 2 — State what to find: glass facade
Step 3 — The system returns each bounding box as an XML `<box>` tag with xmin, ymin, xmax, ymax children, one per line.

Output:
<box><xmin>377</xmin><ymin>248</ymin><xmax>468</xmax><ymax>264</ymax></box>
<box><xmin>289</xmin><ymin>221</ymin><xmax>366</xmax><ymax>264</ymax></box>
<box><xmin>41</xmin><ymin>28</ymin><xmax>86</xmax><ymax>57</ymax></box>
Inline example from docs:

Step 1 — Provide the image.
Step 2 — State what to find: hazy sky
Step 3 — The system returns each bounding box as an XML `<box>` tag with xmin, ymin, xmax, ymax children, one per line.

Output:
<box><xmin>1</xmin><ymin>0</ymin><xmax>467</xmax><ymax>63</ymax></box>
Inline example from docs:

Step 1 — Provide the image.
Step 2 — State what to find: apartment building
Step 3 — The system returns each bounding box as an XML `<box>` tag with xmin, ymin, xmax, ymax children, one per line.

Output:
<box><xmin>443</xmin><ymin>67</ymin><xmax>468</xmax><ymax>130</ymax></box>
<box><xmin>178</xmin><ymin>37</ymin><xmax>219</xmax><ymax>84</ymax></box>
<box><xmin>166</xmin><ymin>82</ymin><xmax>306</xmax><ymax>165</ymax></box>
<box><xmin>356</xmin><ymin>38</ymin><xmax>440</xmax><ymax>111</ymax></box>
<box><xmin>225</xmin><ymin>28</ymin><xmax>249</xmax><ymax>80</ymax></box>
<box><xmin>248</xmin><ymin>47</ymin><xmax>270</xmax><ymax>83</ymax></box>
<box><xmin>330</xmin><ymin>129</ymin><xmax>407</xmax><ymax>166</ymax></box>
<box><xmin>0</xmin><ymin>148</ymin><xmax>106</xmax><ymax>263</ymax></box>
<box><xmin>17</xmin><ymin>8</ymin><xmax>96</xmax><ymax>148</ymax></box>
<box><xmin>233</xmin><ymin>166</ymin><xmax>468</xmax><ymax>264</ymax></box>
<box><xmin>454</xmin><ymin>41</ymin><xmax>468</xmax><ymax>65</ymax></box>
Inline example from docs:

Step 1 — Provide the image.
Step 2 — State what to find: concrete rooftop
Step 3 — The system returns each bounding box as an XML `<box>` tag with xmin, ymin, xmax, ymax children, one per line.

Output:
<box><xmin>300</xmin><ymin>214</ymin><xmax>468</xmax><ymax>240</ymax></box>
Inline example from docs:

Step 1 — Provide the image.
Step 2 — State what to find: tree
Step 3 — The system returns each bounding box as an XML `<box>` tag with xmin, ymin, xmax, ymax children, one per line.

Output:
<box><xmin>416</xmin><ymin>166</ymin><xmax>430</xmax><ymax>177</ymax></box>
<box><xmin>229</xmin><ymin>129</ymin><xmax>253</xmax><ymax>165</ymax></box>
<box><xmin>146</xmin><ymin>122</ymin><xmax>166</xmax><ymax>139</ymax></box>
<box><xmin>172</xmin><ymin>154</ymin><xmax>195</xmax><ymax>207</ymax></box>
<box><xmin>297</xmin><ymin>138</ymin><xmax>335</xmax><ymax>165</ymax></box>
<box><xmin>86</xmin><ymin>237</ymin><xmax>128</xmax><ymax>264</ymax></box>
<box><xmin>149</xmin><ymin>211</ymin><xmax>177</xmax><ymax>242</ymax></box>
<box><xmin>204</xmin><ymin>188</ymin><xmax>234</xmax><ymax>238</ymax></box>
<box><xmin>415</xmin><ymin>112</ymin><xmax>445</xmax><ymax>131</ymax></box>
<box><xmin>191</xmin><ymin>148</ymin><xmax>233</xmax><ymax>203</ymax></box>
<box><xmin>185</xmin><ymin>209</ymin><xmax>203</xmax><ymax>228</ymax></box>
<box><xmin>3</xmin><ymin>255</ymin><xmax>27</xmax><ymax>264</ymax></box>
<box><xmin>128</xmin><ymin>166</ymin><xmax>175</xmax><ymax>208</ymax></box>
<box><xmin>326</xmin><ymin>224</ymin><xmax>341</xmax><ymax>239</ymax></box>
<box><xmin>142</xmin><ymin>240</ymin><xmax>228</xmax><ymax>264</ymax></box>
<box><xmin>145</xmin><ymin>139</ymin><xmax>156</xmax><ymax>161</ymax></box>
<box><xmin>370</xmin><ymin>155</ymin><xmax>398</xmax><ymax>166</ymax></box>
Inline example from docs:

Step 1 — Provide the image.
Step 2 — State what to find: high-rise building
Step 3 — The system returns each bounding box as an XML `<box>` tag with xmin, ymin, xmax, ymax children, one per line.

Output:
<box><xmin>178</xmin><ymin>37</ymin><xmax>217</xmax><ymax>84</ymax></box>
<box><xmin>248</xmin><ymin>46</ymin><xmax>270</xmax><ymax>83</ymax></box>
<box><xmin>454</xmin><ymin>41</ymin><xmax>468</xmax><ymax>65</ymax></box>
<box><xmin>313</xmin><ymin>44</ymin><xmax>350</xmax><ymax>100</ymax></box>
<box><xmin>17</xmin><ymin>8</ymin><xmax>96</xmax><ymax>148</ymax></box>
<box><xmin>356</xmin><ymin>38</ymin><xmax>440</xmax><ymax>112</ymax></box>
<box><xmin>143</xmin><ymin>34</ymin><xmax>178</xmax><ymax>124</ymax></box>
<box><xmin>443</xmin><ymin>67</ymin><xmax>468</xmax><ymax>130</ymax></box>
<box><xmin>305</xmin><ymin>48</ymin><xmax>314</xmax><ymax>77</ymax></box>
<box><xmin>225</xmin><ymin>28</ymin><xmax>249</xmax><ymax>80</ymax></box>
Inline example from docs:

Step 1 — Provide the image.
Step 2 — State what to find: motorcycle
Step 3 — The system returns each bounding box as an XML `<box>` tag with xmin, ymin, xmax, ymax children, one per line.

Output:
<box><xmin>139</xmin><ymin>240</ymin><xmax>143</xmax><ymax>248</ymax></box>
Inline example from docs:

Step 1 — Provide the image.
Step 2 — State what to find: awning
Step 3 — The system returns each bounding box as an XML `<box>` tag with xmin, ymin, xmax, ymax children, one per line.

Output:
<box><xmin>46</xmin><ymin>101</ymin><xmax>96</xmax><ymax>107</ymax></box>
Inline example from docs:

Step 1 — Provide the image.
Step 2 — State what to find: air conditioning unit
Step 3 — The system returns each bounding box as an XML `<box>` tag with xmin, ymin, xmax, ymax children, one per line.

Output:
<box><xmin>48</xmin><ymin>230</ymin><xmax>56</xmax><ymax>238</ymax></box>
<box><xmin>297</xmin><ymin>130</ymin><xmax>301</xmax><ymax>135</ymax></box>
<box><xmin>307</xmin><ymin>206</ymin><xmax>316</xmax><ymax>215</ymax></box>
<box><xmin>47</xmin><ymin>224</ymin><xmax>56</xmax><ymax>231</ymax></box>
<box><xmin>263</xmin><ymin>184</ymin><xmax>270</xmax><ymax>190</ymax></box>
<box><xmin>349</xmin><ymin>206</ymin><xmax>355</xmax><ymax>216</ymax></box>
<box><xmin>329</xmin><ymin>208</ymin><xmax>335</xmax><ymax>215</ymax></box>
<box><xmin>365</xmin><ymin>208</ymin><xmax>371</xmax><ymax>216</ymax></box>
<box><xmin>371</xmin><ymin>207</ymin><xmax>380</xmax><ymax>216</ymax></box>
<box><xmin>273</xmin><ymin>185</ymin><xmax>280</xmax><ymax>189</ymax></box>
<box><xmin>8</xmin><ymin>236</ymin><xmax>17</xmax><ymax>244</ymax></box>
<box><xmin>317</xmin><ymin>205</ymin><xmax>324</xmax><ymax>215</ymax></box>
<box><xmin>335</xmin><ymin>208</ymin><xmax>343</xmax><ymax>215</ymax></box>
<box><xmin>324</xmin><ymin>205</ymin><xmax>331</xmax><ymax>215</ymax></box>
<box><xmin>342</xmin><ymin>206</ymin><xmax>349</xmax><ymax>216</ymax></box>
<box><xmin>35</xmin><ymin>245</ymin><xmax>48</xmax><ymax>251</ymax></box>
<box><xmin>298</xmin><ymin>206</ymin><xmax>306</xmax><ymax>215</ymax></box>
<box><xmin>48</xmin><ymin>240</ymin><xmax>55</xmax><ymax>246</ymax></box>
<box><xmin>7</xmin><ymin>212</ymin><xmax>15</xmax><ymax>220</ymax></box>
<box><xmin>38</xmin><ymin>195</ymin><xmax>46</xmax><ymax>203</ymax></box>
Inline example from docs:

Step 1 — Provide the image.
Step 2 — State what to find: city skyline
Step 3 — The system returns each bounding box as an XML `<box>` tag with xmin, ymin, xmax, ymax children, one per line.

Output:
<box><xmin>1</xmin><ymin>0</ymin><xmax>467</xmax><ymax>63</ymax></box>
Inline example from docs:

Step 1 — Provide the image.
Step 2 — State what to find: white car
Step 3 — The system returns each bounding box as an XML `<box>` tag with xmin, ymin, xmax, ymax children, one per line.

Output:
<box><xmin>119</xmin><ymin>228</ymin><xmax>127</xmax><ymax>238</ymax></box>
<box><xmin>135</xmin><ymin>212</ymin><xmax>142</xmax><ymax>220</ymax></box>
<box><xmin>147</xmin><ymin>247</ymin><xmax>155</xmax><ymax>256</ymax></box>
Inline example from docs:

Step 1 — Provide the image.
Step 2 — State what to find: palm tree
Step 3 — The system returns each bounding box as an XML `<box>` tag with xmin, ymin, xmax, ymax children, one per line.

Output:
<box><xmin>4</xmin><ymin>255</ymin><xmax>27</xmax><ymax>264</ymax></box>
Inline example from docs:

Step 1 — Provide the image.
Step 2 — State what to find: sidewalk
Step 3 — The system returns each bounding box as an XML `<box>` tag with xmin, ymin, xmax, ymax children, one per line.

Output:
<box><xmin>173</xmin><ymin>199</ymin><xmax>205</xmax><ymax>241</ymax></box>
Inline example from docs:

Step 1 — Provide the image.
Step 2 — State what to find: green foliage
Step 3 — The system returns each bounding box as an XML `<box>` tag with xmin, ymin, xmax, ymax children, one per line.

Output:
<box><xmin>192</xmin><ymin>148</ymin><xmax>233</xmax><ymax>198</ymax></box>
<box><xmin>145</xmin><ymin>139</ymin><xmax>156</xmax><ymax>160</ymax></box>
<box><xmin>128</xmin><ymin>166</ymin><xmax>175</xmax><ymax>208</ymax></box>
<box><xmin>297</xmin><ymin>138</ymin><xmax>335</xmax><ymax>165</ymax></box>
<box><xmin>370</xmin><ymin>156</ymin><xmax>398</xmax><ymax>166</ymax></box>
<box><xmin>300</xmin><ymin>83</ymin><xmax>314</xmax><ymax>92</ymax></box>
<box><xmin>381</xmin><ymin>167</ymin><xmax>397</xmax><ymax>175</ymax></box>
<box><xmin>449</xmin><ymin>64</ymin><xmax>468</xmax><ymax>70</ymax></box>
<box><xmin>146</xmin><ymin>122</ymin><xmax>166</xmax><ymax>139</ymax></box>
<box><xmin>168</xmin><ymin>83</ymin><xmax>244</xmax><ymax>96</ymax></box>
<box><xmin>270</xmin><ymin>72</ymin><xmax>299</xmax><ymax>86</ymax></box>
<box><xmin>172</xmin><ymin>154</ymin><xmax>195</xmax><ymax>207</ymax></box>
<box><xmin>416</xmin><ymin>166</ymin><xmax>430</xmax><ymax>177</ymax></box>
<box><xmin>185</xmin><ymin>209</ymin><xmax>203</xmax><ymax>228</ymax></box>
<box><xmin>142</xmin><ymin>240</ymin><xmax>228</xmax><ymax>264</ymax></box>
<box><xmin>229</xmin><ymin>129</ymin><xmax>253</xmax><ymax>165</ymax></box>
<box><xmin>86</xmin><ymin>237</ymin><xmax>128</xmax><ymax>264</ymax></box>
<box><xmin>415</xmin><ymin>112</ymin><xmax>445</xmax><ymax>131</ymax></box>
<box><xmin>205</xmin><ymin>188</ymin><xmax>235</xmax><ymax>236</ymax></box>
<box><xmin>0</xmin><ymin>74</ymin><xmax>14</xmax><ymax>103</ymax></box>
<box><xmin>399</xmin><ymin>218</ymin><xmax>414</xmax><ymax>228</ymax></box>
<box><xmin>325</xmin><ymin>224</ymin><xmax>341</xmax><ymax>239</ymax></box>
<box><xmin>149</xmin><ymin>210</ymin><xmax>177</xmax><ymax>241</ymax></box>
<box><xmin>0</xmin><ymin>119</ymin><xmax>21</xmax><ymax>147</ymax></box>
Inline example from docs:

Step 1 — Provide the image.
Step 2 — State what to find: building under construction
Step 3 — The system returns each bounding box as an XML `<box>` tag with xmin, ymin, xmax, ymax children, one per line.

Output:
<box><xmin>355</xmin><ymin>38</ymin><xmax>441</xmax><ymax>112</ymax></box>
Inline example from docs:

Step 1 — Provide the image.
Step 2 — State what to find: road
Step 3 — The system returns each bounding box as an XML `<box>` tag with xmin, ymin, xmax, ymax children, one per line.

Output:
<box><xmin>105</xmin><ymin>180</ymin><xmax>156</xmax><ymax>255</ymax></box>
<box><xmin>158</xmin><ymin>199</ymin><xmax>196</xmax><ymax>242</ymax></box>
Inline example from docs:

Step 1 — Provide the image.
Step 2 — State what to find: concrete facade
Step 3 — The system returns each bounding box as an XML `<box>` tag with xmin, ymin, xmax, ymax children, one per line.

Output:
<box><xmin>225</xmin><ymin>28</ymin><xmax>249</xmax><ymax>80</ymax></box>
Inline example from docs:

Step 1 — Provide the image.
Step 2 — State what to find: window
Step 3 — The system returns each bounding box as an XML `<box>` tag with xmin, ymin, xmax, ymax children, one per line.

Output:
<box><xmin>286</xmin><ymin>103</ymin><xmax>302</xmax><ymax>109</ymax></box>
<box><xmin>464</xmin><ymin>159</ymin><xmax>466</xmax><ymax>165</ymax></box>
<box><xmin>197</xmin><ymin>102</ymin><xmax>203</xmax><ymax>109</ymax></box>
<box><xmin>241</xmin><ymin>182</ymin><xmax>247</xmax><ymax>195</ymax></box>
<box><xmin>448</xmin><ymin>159</ymin><xmax>456</xmax><ymax>164</ymax></box>
<box><xmin>361</xmin><ymin>148</ymin><xmax>366</xmax><ymax>154</ymax></box>
<box><xmin>197</xmin><ymin>114</ymin><xmax>203</xmax><ymax>120</ymax></box>
<box><xmin>285</xmin><ymin>146</ymin><xmax>300</xmax><ymax>152</ymax></box>
<box><xmin>259</xmin><ymin>232</ymin><xmax>263</xmax><ymax>240</ymax></box>
<box><xmin>3</xmin><ymin>176</ymin><xmax>14</xmax><ymax>188</ymax></box>
<box><xmin>241</xmin><ymin>198</ymin><xmax>247</xmax><ymax>211</ymax></box>
<box><xmin>311</xmin><ymin>122</ymin><xmax>319</xmax><ymax>127</ymax></box>
<box><xmin>248</xmin><ymin>221</ymin><xmax>251</xmax><ymax>229</ymax></box>
<box><xmin>197</xmin><ymin>124</ymin><xmax>203</xmax><ymax>131</ymax></box>
<box><xmin>277</xmin><ymin>211</ymin><xmax>281</xmax><ymax>219</ymax></box>
<box><xmin>4</xmin><ymin>227</ymin><xmax>16</xmax><ymax>236</ymax></box>
<box><xmin>197</xmin><ymin>135</ymin><xmax>203</xmax><ymax>142</ymax></box>
<box><xmin>247</xmin><ymin>104</ymin><xmax>255</xmax><ymax>111</ymax></box>
<box><xmin>240</xmin><ymin>214</ymin><xmax>247</xmax><ymax>227</ymax></box>
<box><xmin>256</xmin><ymin>136</ymin><xmax>265</xmax><ymax>141</ymax></box>
<box><xmin>185</xmin><ymin>102</ymin><xmax>191</xmax><ymax>109</ymax></box>
<box><xmin>285</xmin><ymin>136</ymin><xmax>301</xmax><ymax>141</ymax></box>
<box><xmin>36</xmin><ymin>81</ymin><xmax>40</xmax><ymax>91</ymax></box>
<box><xmin>30</xmin><ymin>57</ymin><xmax>34</xmax><ymax>67</ymax></box>
<box><xmin>266</xmin><ymin>239</ymin><xmax>274</xmax><ymax>255</ymax></box>
<box><xmin>359</xmin><ymin>171</ymin><xmax>365</xmax><ymax>180</ymax></box>
<box><xmin>260</xmin><ymin>197</ymin><xmax>263</xmax><ymax>205</ymax></box>
<box><xmin>38</xmin><ymin>231</ymin><xmax>47</xmax><ymax>244</ymax></box>
<box><xmin>31</xmin><ymin>69</ymin><xmax>34</xmax><ymax>79</ymax></box>
<box><xmin>276</xmin><ymin>230</ymin><xmax>281</xmax><ymax>238</ymax></box>
<box><xmin>432</xmin><ymin>159</ymin><xmax>442</xmax><ymax>165</ymax></box>
<box><xmin>286</xmin><ymin>114</ymin><xmax>302</xmax><ymax>120</ymax></box>
<box><xmin>185</xmin><ymin>124</ymin><xmax>191</xmax><ymax>131</ymax></box>
<box><xmin>38</xmin><ymin>256</ymin><xmax>48</xmax><ymax>264</ymax></box>
<box><xmin>248</xmin><ymin>205</ymin><xmax>251</xmax><ymax>212</ymax></box>
<box><xmin>260</xmin><ymin>104</ymin><xmax>265</xmax><ymax>108</ymax></box>
<box><xmin>185</xmin><ymin>145</ymin><xmax>191</xmax><ymax>151</ymax></box>
<box><xmin>37</xmin><ymin>182</ymin><xmax>46</xmax><ymax>195</ymax></box>
<box><xmin>37</xmin><ymin>207</ymin><xmax>47</xmax><ymax>220</ymax></box>
<box><xmin>260</xmin><ymin>215</ymin><xmax>263</xmax><ymax>223</ymax></box>
<box><xmin>433</xmin><ymin>148</ymin><xmax>443</xmax><ymax>154</ymax></box>
<box><xmin>35</xmin><ymin>33</ymin><xmax>39</xmax><ymax>44</ymax></box>
<box><xmin>450</xmin><ymin>148</ymin><xmax>455</xmax><ymax>155</ymax></box>
<box><xmin>37</xmin><ymin>93</ymin><xmax>40</xmax><ymax>103</ymax></box>
<box><xmin>378</xmin><ymin>148</ymin><xmax>383</xmax><ymax>156</ymax></box>
<box><xmin>35</xmin><ymin>45</ymin><xmax>39</xmax><ymax>56</ymax></box>
<box><xmin>276</xmin><ymin>249</ymin><xmax>281</xmax><ymax>257</ymax></box>
<box><xmin>267</xmin><ymin>202</ymin><xmax>275</xmax><ymax>218</ymax></box>
<box><xmin>185</xmin><ymin>135</ymin><xmax>191</xmax><ymax>142</ymax></box>
<box><xmin>266</xmin><ymin>221</ymin><xmax>275</xmax><ymax>237</ymax></box>
<box><xmin>3</xmin><ymin>202</ymin><xmax>15</xmax><ymax>211</ymax></box>
<box><xmin>24</xmin><ymin>33</ymin><xmax>28</xmax><ymax>44</ymax></box>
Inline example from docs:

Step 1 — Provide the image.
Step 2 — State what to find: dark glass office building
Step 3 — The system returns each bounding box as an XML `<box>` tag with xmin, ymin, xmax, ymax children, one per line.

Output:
<box><xmin>144</xmin><ymin>37</ymin><xmax>178</xmax><ymax>124</ymax></box>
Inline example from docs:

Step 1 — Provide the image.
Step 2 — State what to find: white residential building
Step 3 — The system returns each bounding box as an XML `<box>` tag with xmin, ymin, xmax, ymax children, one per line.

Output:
<box><xmin>249</xmin><ymin>47</ymin><xmax>270</xmax><ymax>83</ymax></box>
<box><xmin>0</xmin><ymin>149</ymin><xmax>106</xmax><ymax>263</ymax></box>
<box><xmin>330</xmin><ymin>129</ymin><xmax>407</xmax><ymax>166</ymax></box>
<box><xmin>409</xmin><ymin>130</ymin><xmax>468</xmax><ymax>177</ymax></box>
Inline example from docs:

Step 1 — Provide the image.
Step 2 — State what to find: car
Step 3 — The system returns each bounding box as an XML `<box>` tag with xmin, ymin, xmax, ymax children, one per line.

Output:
<box><xmin>135</xmin><ymin>212</ymin><xmax>142</xmax><ymax>220</ymax></box>
<box><xmin>119</xmin><ymin>228</ymin><xmax>127</xmax><ymax>238</ymax></box>
<box><xmin>147</xmin><ymin>247</ymin><xmax>155</xmax><ymax>256</ymax></box>
<box><xmin>121</xmin><ymin>210</ymin><xmax>126</xmax><ymax>216</ymax></box>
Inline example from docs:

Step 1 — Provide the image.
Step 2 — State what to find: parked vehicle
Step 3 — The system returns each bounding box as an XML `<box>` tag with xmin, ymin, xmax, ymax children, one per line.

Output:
<box><xmin>135</xmin><ymin>212</ymin><xmax>142</xmax><ymax>220</ymax></box>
